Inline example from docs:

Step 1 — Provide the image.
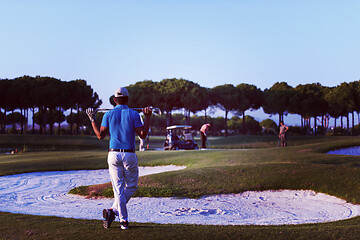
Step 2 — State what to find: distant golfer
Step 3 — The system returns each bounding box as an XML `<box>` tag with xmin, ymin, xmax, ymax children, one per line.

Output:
<box><xmin>200</xmin><ymin>123</ymin><xmax>211</xmax><ymax>149</ymax></box>
<box><xmin>139</xmin><ymin>136</ymin><xmax>145</xmax><ymax>151</ymax></box>
<box><xmin>86</xmin><ymin>87</ymin><xmax>152</xmax><ymax>230</ymax></box>
<box><xmin>279</xmin><ymin>121</ymin><xmax>289</xmax><ymax>147</ymax></box>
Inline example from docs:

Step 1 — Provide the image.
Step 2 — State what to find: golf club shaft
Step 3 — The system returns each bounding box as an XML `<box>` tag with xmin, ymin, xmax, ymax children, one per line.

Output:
<box><xmin>97</xmin><ymin>107</ymin><xmax>161</xmax><ymax>115</ymax></box>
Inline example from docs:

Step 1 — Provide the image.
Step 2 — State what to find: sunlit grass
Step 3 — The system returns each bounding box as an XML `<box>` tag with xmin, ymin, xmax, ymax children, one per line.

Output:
<box><xmin>1</xmin><ymin>135</ymin><xmax>360</xmax><ymax>239</ymax></box>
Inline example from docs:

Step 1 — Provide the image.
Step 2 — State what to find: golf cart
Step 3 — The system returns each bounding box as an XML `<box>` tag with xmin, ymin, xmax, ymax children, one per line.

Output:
<box><xmin>163</xmin><ymin>125</ymin><xmax>199</xmax><ymax>150</ymax></box>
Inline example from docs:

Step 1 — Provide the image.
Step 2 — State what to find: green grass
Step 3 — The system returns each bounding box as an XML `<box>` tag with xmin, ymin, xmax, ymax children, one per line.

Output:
<box><xmin>107</xmin><ymin>140</ymin><xmax>359</xmax><ymax>202</ymax></box>
<box><xmin>0</xmin><ymin>212</ymin><xmax>359</xmax><ymax>240</ymax></box>
<box><xmin>0</xmin><ymin>134</ymin><xmax>109</xmax><ymax>151</ymax></box>
<box><xmin>0</xmin><ymin>134</ymin><xmax>167</xmax><ymax>152</ymax></box>
<box><xmin>0</xmin><ymin>150</ymin><xmax>108</xmax><ymax>176</ymax></box>
<box><xmin>0</xmin><ymin>135</ymin><xmax>360</xmax><ymax>239</ymax></box>
<box><xmin>206</xmin><ymin>134</ymin><xmax>357</xmax><ymax>149</ymax></box>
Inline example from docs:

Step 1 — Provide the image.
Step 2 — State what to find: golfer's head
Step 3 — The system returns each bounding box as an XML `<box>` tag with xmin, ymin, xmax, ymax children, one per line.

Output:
<box><xmin>114</xmin><ymin>87</ymin><xmax>129</xmax><ymax>105</ymax></box>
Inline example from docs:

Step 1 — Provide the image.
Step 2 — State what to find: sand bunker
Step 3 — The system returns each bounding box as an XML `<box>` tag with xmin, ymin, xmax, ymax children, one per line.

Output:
<box><xmin>327</xmin><ymin>146</ymin><xmax>360</xmax><ymax>155</ymax></box>
<box><xmin>0</xmin><ymin>165</ymin><xmax>359</xmax><ymax>225</ymax></box>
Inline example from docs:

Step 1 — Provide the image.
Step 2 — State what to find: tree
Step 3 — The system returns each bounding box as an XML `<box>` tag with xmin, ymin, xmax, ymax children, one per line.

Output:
<box><xmin>6</xmin><ymin>112</ymin><xmax>25</xmax><ymax>133</ymax></box>
<box><xmin>127</xmin><ymin>79</ymin><xmax>210</xmax><ymax>126</ymax></box>
<box><xmin>33</xmin><ymin>110</ymin><xmax>65</xmax><ymax>135</ymax></box>
<box><xmin>0</xmin><ymin>76</ymin><xmax>100</xmax><ymax>135</ymax></box>
<box><xmin>0</xmin><ymin>79</ymin><xmax>12</xmax><ymax>133</ymax></box>
<box><xmin>55</xmin><ymin>81</ymin><xmax>73</xmax><ymax>135</ymax></box>
<box><xmin>66</xmin><ymin>111</ymin><xmax>89</xmax><ymax>135</ymax></box>
<box><xmin>348</xmin><ymin>81</ymin><xmax>360</xmax><ymax>135</ymax></box>
<box><xmin>235</xmin><ymin>84</ymin><xmax>263</xmax><ymax>134</ymax></box>
<box><xmin>210</xmin><ymin>84</ymin><xmax>238</xmax><ymax>137</ymax></box>
<box><xmin>228</xmin><ymin>116</ymin><xmax>242</xmax><ymax>134</ymax></box>
<box><xmin>228</xmin><ymin>115</ymin><xmax>261</xmax><ymax>135</ymax></box>
<box><xmin>127</xmin><ymin>80</ymin><xmax>160</xmax><ymax>108</ymax></box>
<box><xmin>240</xmin><ymin>116</ymin><xmax>262</xmax><ymax>135</ymax></box>
<box><xmin>208</xmin><ymin>116</ymin><xmax>226</xmax><ymax>136</ymax></box>
<box><xmin>180</xmin><ymin>82</ymin><xmax>209</xmax><ymax>125</ymax></box>
<box><xmin>149</xmin><ymin>114</ymin><xmax>167</xmax><ymax>135</ymax></box>
<box><xmin>260</xmin><ymin>119</ymin><xmax>278</xmax><ymax>135</ymax></box>
<box><xmin>47</xmin><ymin>110</ymin><xmax>66</xmax><ymax>135</ymax></box>
<box><xmin>325</xmin><ymin>82</ymin><xmax>353</xmax><ymax>135</ymax></box>
<box><xmin>31</xmin><ymin>76</ymin><xmax>62</xmax><ymax>134</ymax></box>
<box><xmin>67</xmin><ymin>79</ymin><xmax>102</xmax><ymax>135</ymax></box>
<box><xmin>157</xmin><ymin>78</ymin><xmax>189</xmax><ymax>126</ymax></box>
<box><xmin>42</xmin><ymin>77</ymin><xmax>63</xmax><ymax>135</ymax></box>
<box><xmin>263</xmin><ymin>82</ymin><xmax>293</xmax><ymax>125</ymax></box>
<box><xmin>27</xmin><ymin>76</ymin><xmax>42</xmax><ymax>134</ymax></box>
<box><xmin>324</xmin><ymin>87</ymin><xmax>341</xmax><ymax>133</ymax></box>
<box><xmin>290</xmin><ymin>83</ymin><xmax>328</xmax><ymax>135</ymax></box>
<box><xmin>7</xmin><ymin>80</ymin><xmax>22</xmax><ymax>134</ymax></box>
<box><xmin>13</xmin><ymin>76</ymin><xmax>34</xmax><ymax>134</ymax></box>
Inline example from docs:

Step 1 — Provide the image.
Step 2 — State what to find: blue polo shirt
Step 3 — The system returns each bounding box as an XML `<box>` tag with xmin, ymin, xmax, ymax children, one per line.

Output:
<box><xmin>101</xmin><ymin>105</ymin><xmax>143</xmax><ymax>150</ymax></box>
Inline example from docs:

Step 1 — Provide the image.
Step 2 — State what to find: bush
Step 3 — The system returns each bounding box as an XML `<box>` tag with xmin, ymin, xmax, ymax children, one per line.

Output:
<box><xmin>351</xmin><ymin>124</ymin><xmax>360</xmax><ymax>136</ymax></box>
<box><xmin>241</xmin><ymin>116</ymin><xmax>262</xmax><ymax>135</ymax></box>
<box><xmin>260</xmin><ymin>119</ymin><xmax>277</xmax><ymax>135</ymax></box>
<box><xmin>334</xmin><ymin>127</ymin><xmax>349</xmax><ymax>136</ymax></box>
<box><xmin>288</xmin><ymin>126</ymin><xmax>301</xmax><ymax>136</ymax></box>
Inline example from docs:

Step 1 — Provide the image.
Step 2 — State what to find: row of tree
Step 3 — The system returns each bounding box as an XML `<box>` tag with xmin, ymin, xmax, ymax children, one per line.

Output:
<box><xmin>124</xmin><ymin>79</ymin><xmax>262</xmax><ymax>136</ymax></box>
<box><xmin>2</xmin><ymin>76</ymin><xmax>360</xmax><ymax>136</ymax></box>
<box><xmin>0</xmin><ymin>76</ymin><xmax>102</xmax><ymax>135</ymax></box>
<box><xmin>263</xmin><ymin>82</ymin><xmax>360</xmax><ymax>136</ymax></box>
<box><xmin>125</xmin><ymin>79</ymin><xmax>360</xmax><ymax>136</ymax></box>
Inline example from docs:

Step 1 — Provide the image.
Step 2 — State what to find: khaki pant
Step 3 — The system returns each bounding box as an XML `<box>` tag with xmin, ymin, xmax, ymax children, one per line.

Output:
<box><xmin>280</xmin><ymin>133</ymin><xmax>287</xmax><ymax>147</ymax></box>
<box><xmin>107</xmin><ymin>151</ymin><xmax>139</xmax><ymax>222</ymax></box>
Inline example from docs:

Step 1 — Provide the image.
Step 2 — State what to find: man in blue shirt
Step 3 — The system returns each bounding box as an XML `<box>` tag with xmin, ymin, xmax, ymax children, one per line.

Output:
<box><xmin>86</xmin><ymin>87</ymin><xmax>152</xmax><ymax>230</ymax></box>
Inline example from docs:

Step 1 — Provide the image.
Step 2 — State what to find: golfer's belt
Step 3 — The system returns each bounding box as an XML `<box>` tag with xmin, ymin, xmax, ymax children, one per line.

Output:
<box><xmin>109</xmin><ymin>149</ymin><xmax>135</xmax><ymax>153</ymax></box>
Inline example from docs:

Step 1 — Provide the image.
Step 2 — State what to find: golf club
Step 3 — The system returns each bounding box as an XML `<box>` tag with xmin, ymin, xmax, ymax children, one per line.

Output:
<box><xmin>206</xmin><ymin>139</ymin><xmax>211</xmax><ymax>150</ymax></box>
<box><xmin>97</xmin><ymin>107</ymin><xmax>161</xmax><ymax>115</ymax></box>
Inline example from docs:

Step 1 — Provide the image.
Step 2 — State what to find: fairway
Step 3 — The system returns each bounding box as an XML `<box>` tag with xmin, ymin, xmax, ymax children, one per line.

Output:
<box><xmin>0</xmin><ymin>135</ymin><xmax>360</xmax><ymax>239</ymax></box>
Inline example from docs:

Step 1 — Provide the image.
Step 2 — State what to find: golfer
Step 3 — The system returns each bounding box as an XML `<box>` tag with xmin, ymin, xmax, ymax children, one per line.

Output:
<box><xmin>86</xmin><ymin>87</ymin><xmax>152</xmax><ymax>230</ymax></box>
<box><xmin>279</xmin><ymin>121</ymin><xmax>289</xmax><ymax>147</ymax></box>
<box><xmin>199</xmin><ymin>123</ymin><xmax>211</xmax><ymax>149</ymax></box>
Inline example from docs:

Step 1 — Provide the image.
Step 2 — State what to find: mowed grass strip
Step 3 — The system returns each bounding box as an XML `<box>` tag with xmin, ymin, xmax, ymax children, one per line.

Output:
<box><xmin>0</xmin><ymin>212</ymin><xmax>359</xmax><ymax>240</ymax></box>
<box><xmin>0</xmin><ymin>150</ymin><xmax>108</xmax><ymax>176</ymax></box>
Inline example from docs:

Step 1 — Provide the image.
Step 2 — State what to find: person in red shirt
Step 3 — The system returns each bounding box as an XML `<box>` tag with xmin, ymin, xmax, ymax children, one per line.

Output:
<box><xmin>199</xmin><ymin>123</ymin><xmax>211</xmax><ymax>149</ymax></box>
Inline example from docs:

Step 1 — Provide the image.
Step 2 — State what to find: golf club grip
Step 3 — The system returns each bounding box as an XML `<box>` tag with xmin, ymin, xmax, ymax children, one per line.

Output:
<box><xmin>97</xmin><ymin>107</ymin><xmax>161</xmax><ymax>115</ymax></box>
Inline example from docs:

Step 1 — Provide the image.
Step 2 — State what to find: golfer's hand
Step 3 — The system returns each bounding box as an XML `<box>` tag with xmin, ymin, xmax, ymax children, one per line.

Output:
<box><xmin>86</xmin><ymin>108</ymin><xmax>97</xmax><ymax>122</ymax></box>
<box><xmin>142</xmin><ymin>107</ymin><xmax>153</xmax><ymax>117</ymax></box>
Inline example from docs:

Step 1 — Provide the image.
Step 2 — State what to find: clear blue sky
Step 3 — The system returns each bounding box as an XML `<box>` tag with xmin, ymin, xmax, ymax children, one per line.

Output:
<box><xmin>1</xmin><ymin>0</ymin><xmax>360</xmax><ymax>125</ymax></box>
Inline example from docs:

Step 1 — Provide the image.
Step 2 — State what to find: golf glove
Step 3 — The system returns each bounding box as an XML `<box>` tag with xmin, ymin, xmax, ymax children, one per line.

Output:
<box><xmin>86</xmin><ymin>108</ymin><xmax>97</xmax><ymax>122</ymax></box>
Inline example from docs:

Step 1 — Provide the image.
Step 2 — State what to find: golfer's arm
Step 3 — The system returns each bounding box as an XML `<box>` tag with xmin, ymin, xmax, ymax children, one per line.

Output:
<box><xmin>136</xmin><ymin>116</ymin><xmax>150</xmax><ymax>139</ymax></box>
<box><xmin>91</xmin><ymin>122</ymin><xmax>108</xmax><ymax>140</ymax></box>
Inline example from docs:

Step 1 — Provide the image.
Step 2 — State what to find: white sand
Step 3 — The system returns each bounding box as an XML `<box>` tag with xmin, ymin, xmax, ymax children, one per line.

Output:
<box><xmin>0</xmin><ymin>165</ymin><xmax>359</xmax><ymax>225</ymax></box>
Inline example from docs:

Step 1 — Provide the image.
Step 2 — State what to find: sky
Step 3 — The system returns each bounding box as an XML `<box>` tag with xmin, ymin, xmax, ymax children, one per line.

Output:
<box><xmin>1</xmin><ymin>0</ymin><xmax>360</xmax><ymax>125</ymax></box>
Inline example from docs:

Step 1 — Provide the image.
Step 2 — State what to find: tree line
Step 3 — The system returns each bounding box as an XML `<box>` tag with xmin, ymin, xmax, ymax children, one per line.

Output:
<box><xmin>263</xmin><ymin>81</ymin><xmax>360</xmax><ymax>136</ymax></box>
<box><xmin>1</xmin><ymin>76</ymin><xmax>360</xmax><ymax>136</ymax></box>
<box><xmin>0</xmin><ymin>76</ymin><xmax>102</xmax><ymax>135</ymax></box>
<box><xmin>126</xmin><ymin>79</ymin><xmax>360</xmax><ymax>136</ymax></box>
<box><xmin>125</xmin><ymin>79</ymin><xmax>263</xmax><ymax>136</ymax></box>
